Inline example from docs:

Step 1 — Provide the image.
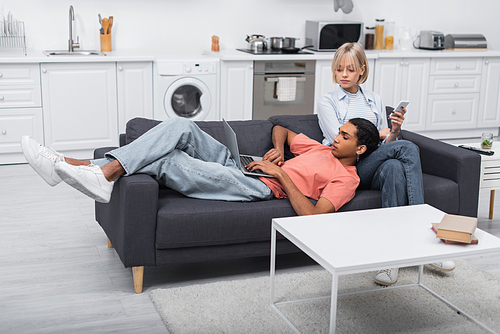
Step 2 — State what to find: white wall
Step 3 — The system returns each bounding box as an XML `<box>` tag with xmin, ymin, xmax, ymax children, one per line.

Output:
<box><xmin>2</xmin><ymin>0</ymin><xmax>499</xmax><ymax>55</ymax></box>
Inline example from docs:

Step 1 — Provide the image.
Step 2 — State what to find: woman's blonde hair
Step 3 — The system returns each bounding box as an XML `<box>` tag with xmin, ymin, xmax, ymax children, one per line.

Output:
<box><xmin>331</xmin><ymin>42</ymin><xmax>369</xmax><ymax>84</ymax></box>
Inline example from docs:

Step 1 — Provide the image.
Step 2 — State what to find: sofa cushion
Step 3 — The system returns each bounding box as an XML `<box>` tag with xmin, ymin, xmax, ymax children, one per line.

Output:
<box><xmin>155</xmin><ymin>189</ymin><xmax>296</xmax><ymax>249</ymax></box>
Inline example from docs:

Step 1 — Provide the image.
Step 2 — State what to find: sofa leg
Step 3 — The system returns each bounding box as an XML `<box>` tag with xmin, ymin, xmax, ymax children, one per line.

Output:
<box><xmin>107</xmin><ymin>237</ymin><xmax>113</xmax><ymax>248</ymax></box>
<box><xmin>132</xmin><ymin>266</ymin><xmax>144</xmax><ymax>294</ymax></box>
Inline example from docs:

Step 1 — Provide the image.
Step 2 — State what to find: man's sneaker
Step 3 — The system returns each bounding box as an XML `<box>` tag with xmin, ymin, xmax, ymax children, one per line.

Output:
<box><xmin>21</xmin><ymin>136</ymin><xmax>64</xmax><ymax>186</ymax></box>
<box><xmin>428</xmin><ymin>261</ymin><xmax>456</xmax><ymax>272</ymax></box>
<box><xmin>374</xmin><ymin>268</ymin><xmax>399</xmax><ymax>286</ymax></box>
<box><xmin>55</xmin><ymin>162</ymin><xmax>114</xmax><ymax>203</ymax></box>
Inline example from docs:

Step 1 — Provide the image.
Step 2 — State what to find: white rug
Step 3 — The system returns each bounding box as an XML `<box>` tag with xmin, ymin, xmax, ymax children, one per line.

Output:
<box><xmin>150</xmin><ymin>260</ymin><xmax>500</xmax><ymax>333</ymax></box>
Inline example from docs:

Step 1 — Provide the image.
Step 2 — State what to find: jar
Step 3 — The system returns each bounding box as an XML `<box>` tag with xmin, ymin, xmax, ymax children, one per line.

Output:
<box><xmin>365</xmin><ymin>27</ymin><xmax>374</xmax><ymax>50</ymax></box>
<box><xmin>481</xmin><ymin>132</ymin><xmax>493</xmax><ymax>149</ymax></box>
<box><xmin>384</xmin><ymin>21</ymin><xmax>395</xmax><ymax>50</ymax></box>
<box><xmin>399</xmin><ymin>26</ymin><xmax>413</xmax><ymax>50</ymax></box>
<box><xmin>374</xmin><ymin>19</ymin><xmax>384</xmax><ymax>50</ymax></box>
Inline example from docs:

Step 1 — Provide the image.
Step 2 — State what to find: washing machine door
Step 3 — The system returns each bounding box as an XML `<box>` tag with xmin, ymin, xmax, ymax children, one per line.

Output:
<box><xmin>164</xmin><ymin>77</ymin><xmax>212</xmax><ymax>120</ymax></box>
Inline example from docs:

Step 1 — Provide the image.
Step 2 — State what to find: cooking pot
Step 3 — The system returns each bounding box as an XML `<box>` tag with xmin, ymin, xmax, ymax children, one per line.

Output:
<box><xmin>283</xmin><ymin>37</ymin><xmax>299</xmax><ymax>49</ymax></box>
<box><xmin>245</xmin><ymin>34</ymin><xmax>267</xmax><ymax>51</ymax></box>
<box><xmin>270</xmin><ymin>37</ymin><xmax>284</xmax><ymax>50</ymax></box>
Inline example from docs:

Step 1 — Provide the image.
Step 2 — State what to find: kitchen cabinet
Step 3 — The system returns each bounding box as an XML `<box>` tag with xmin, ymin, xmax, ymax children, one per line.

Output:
<box><xmin>313</xmin><ymin>59</ymin><xmax>374</xmax><ymax>114</ymax></box>
<box><xmin>116</xmin><ymin>61</ymin><xmax>153</xmax><ymax>133</ymax></box>
<box><xmin>0</xmin><ymin>63</ymin><xmax>43</xmax><ymax>164</ymax></box>
<box><xmin>426</xmin><ymin>58</ymin><xmax>482</xmax><ymax>131</ymax></box>
<box><xmin>478</xmin><ymin>58</ymin><xmax>500</xmax><ymax>128</ymax></box>
<box><xmin>41</xmin><ymin>62</ymin><xmax>118</xmax><ymax>159</ymax></box>
<box><xmin>220</xmin><ymin>61</ymin><xmax>253</xmax><ymax>120</ymax></box>
<box><xmin>374</xmin><ymin>58</ymin><xmax>430</xmax><ymax>131</ymax></box>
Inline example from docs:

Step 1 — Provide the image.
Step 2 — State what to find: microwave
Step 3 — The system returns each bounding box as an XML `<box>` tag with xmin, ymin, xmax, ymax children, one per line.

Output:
<box><xmin>305</xmin><ymin>21</ymin><xmax>363</xmax><ymax>51</ymax></box>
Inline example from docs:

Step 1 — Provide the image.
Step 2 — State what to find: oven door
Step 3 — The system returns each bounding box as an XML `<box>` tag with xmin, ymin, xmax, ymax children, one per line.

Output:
<box><xmin>253</xmin><ymin>73</ymin><xmax>315</xmax><ymax>120</ymax></box>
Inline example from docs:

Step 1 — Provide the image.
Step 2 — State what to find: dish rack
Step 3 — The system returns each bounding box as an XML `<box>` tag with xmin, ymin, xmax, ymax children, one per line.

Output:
<box><xmin>0</xmin><ymin>21</ymin><xmax>26</xmax><ymax>55</ymax></box>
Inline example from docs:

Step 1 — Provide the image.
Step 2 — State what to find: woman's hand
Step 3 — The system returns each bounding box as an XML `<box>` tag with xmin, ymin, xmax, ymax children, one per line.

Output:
<box><xmin>379</xmin><ymin>128</ymin><xmax>391</xmax><ymax>139</ymax></box>
<box><xmin>388</xmin><ymin>106</ymin><xmax>407</xmax><ymax>135</ymax></box>
<box><xmin>262</xmin><ymin>148</ymin><xmax>285</xmax><ymax>166</ymax></box>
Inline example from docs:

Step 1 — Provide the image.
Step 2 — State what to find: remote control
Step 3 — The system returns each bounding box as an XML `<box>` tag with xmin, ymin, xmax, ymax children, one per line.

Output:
<box><xmin>458</xmin><ymin>145</ymin><xmax>494</xmax><ymax>156</ymax></box>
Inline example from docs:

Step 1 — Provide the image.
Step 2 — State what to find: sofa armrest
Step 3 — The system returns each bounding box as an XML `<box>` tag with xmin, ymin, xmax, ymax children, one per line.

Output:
<box><xmin>94</xmin><ymin>147</ymin><xmax>118</xmax><ymax>159</ymax></box>
<box><xmin>400</xmin><ymin>129</ymin><xmax>481</xmax><ymax>217</ymax></box>
<box><xmin>95</xmin><ymin>173</ymin><xmax>159</xmax><ymax>267</ymax></box>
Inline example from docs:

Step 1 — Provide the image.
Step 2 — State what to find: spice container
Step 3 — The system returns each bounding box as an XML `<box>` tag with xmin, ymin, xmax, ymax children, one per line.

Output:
<box><xmin>374</xmin><ymin>19</ymin><xmax>384</xmax><ymax>50</ymax></box>
<box><xmin>384</xmin><ymin>21</ymin><xmax>394</xmax><ymax>50</ymax></box>
<box><xmin>365</xmin><ymin>27</ymin><xmax>374</xmax><ymax>50</ymax></box>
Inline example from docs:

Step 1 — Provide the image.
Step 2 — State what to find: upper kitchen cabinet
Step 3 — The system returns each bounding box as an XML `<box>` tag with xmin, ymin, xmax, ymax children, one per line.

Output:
<box><xmin>0</xmin><ymin>63</ymin><xmax>43</xmax><ymax>164</ymax></box>
<box><xmin>220</xmin><ymin>61</ymin><xmax>254</xmax><ymax>120</ymax></box>
<box><xmin>478</xmin><ymin>58</ymin><xmax>500</xmax><ymax>128</ymax></box>
<box><xmin>116</xmin><ymin>62</ymin><xmax>153</xmax><ymax>133</ymax></box>
<box><xmin>374</xmin><ymin>58</ymin><xmax>430</xmax><ymax>131</ymax></box>
<box><xmin>41</xmin><ymin>62</ymin><xmax>118</xmax><ymax>159</ymax></box>
<box><xmin>314</xmin><ymin>59</ymin><xmax>374</xmax><ymax>113</ymax></box>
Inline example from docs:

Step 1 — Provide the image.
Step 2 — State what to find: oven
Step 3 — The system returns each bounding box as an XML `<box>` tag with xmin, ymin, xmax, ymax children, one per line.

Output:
<box><xmin>252</xmin><ymin>60</ymin><xmax>315</xmax><ymax>120</ymax></box>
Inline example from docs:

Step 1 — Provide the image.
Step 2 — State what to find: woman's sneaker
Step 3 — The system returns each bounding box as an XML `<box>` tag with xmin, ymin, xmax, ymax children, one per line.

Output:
<box><xmin>428</xmin><ymin>261</ymin><xmax>456</xmax><ymax>272</ymax></box>
<box><xmin>374</xmin><ymin>268</ymin><xmax>399</xmax><ymax>286</ymax></box>
<box><xmin>55</xmin><ymin>162</ymin><xmax>114</xmax><ymax>203</ymax></box>
<box><xmin>20</xmin><ymin>136</ymin><xmax>64</xmax><ymax>186</ymax></box>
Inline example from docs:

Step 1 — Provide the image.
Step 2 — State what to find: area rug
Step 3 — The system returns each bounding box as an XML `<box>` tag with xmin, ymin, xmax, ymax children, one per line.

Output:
<box><xmin>150</xmin><ymin>260</ymin><xmax>500</xmax><ymax>333</ymax></box>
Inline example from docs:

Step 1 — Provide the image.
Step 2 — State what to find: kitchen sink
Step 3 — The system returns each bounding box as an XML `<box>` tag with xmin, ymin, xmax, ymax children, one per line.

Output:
<box><xmin>43</xmin><ymin>50</ymin><xmax>106</xmax><ymax>56</ymax></box>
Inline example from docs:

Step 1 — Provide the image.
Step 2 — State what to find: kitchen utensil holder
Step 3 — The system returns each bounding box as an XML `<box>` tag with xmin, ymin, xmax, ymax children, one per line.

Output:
<box><xmin>0</xmin><ymin>21</ymin><xmax>26</xmax><ymax>55</ymax></box>
<box><xmin>100</xmin><ymin>33</ymin><xmax>111</xmax><ymax>52</ymax></box>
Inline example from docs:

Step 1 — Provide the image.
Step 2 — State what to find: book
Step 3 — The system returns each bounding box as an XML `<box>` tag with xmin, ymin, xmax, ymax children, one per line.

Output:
<box><xmin>431</xmin><ymin>223</ymin><xmax>478</xmax><ymax>245</ymax></box>
<box><xmin>434</xmin><ymin>214</ymin><xmax>478</xmax><ymax>243</ymax></box>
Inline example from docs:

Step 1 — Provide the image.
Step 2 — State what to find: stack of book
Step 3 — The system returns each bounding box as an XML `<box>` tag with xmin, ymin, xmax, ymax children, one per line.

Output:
<box><xmin>431</xmin><ymin>214</ymin><xmax>478</xmax><ymax>244</ymax></box>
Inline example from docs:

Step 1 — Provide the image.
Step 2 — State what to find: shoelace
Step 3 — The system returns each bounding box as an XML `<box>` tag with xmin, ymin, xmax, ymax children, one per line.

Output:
<box><xmin>40</xmin><ymin>145</ymin><xmax>64</xmax><ymax>162</ymax></box>
<box><xmin>378</xmin><ymin>269</ymin><xmax>393</xmax><ymax>279</ymax></box>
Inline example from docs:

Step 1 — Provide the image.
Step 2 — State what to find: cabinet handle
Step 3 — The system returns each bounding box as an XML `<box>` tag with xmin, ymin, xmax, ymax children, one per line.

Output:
<box><xmin>400</xmin><ymin>62</ymin><xmax>404</xmax><ymax>66</ymax></box>
<box><xmin>1</xmin><ymin>129</ymin><xmax>6</xmax><ymax>135</ymax></box>
<box><xmin>0</xmin><ymin>72</ymin><xmax>3</xmax><ymax>77</ymax></box>
<box><xmin>485</xmin><ymin>60</ymin><xmax>489</xmax><ymax>65</ymax></box>
<box><xmin>118</xmin><ymin>66</ymin><xmax>123</xmax><ymax>71</ymax></box>
<box><xmin>42</xmin><ymin>68</ymin><xmax>47</xmax><ymax>73</ymax></box>
<box><xmin>452</xmin><ymin>110</ymin><xmax>457</xmax><ymax>114</ymax></box>
<box><xmin>405</xmin><ymin>62</ymin><xmax>409</xmax><ymax>66</ymax></box>
<box><xmin>454</xmin><ymin>83</ymin><xmax>459</xmax><ymax>87</ymax></box>
<box><xmin>456</xmin><ymin>64</ymin><xmax>460</xmax><ymax>69</ymax></box>
<box><xmin>0</xmin><ymin>95</ymin><xmax>4</xmax><ymax>100</ymax></box>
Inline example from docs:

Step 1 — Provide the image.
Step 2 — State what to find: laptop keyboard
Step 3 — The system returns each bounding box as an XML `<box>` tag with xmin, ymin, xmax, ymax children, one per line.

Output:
<box><xmin>240</xmin><ymin>155</ymin><xmax>265</xmax><ymax>174</ymax></box>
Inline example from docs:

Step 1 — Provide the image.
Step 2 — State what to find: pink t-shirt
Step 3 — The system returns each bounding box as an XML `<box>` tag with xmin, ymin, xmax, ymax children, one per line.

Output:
<box><xmin>259</xmin><ymin>134</ymin><xmax>359</xmax><ymax>211</ymax></box>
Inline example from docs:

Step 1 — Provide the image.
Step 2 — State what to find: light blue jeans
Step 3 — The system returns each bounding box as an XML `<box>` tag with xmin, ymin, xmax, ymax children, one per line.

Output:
<box><xmin>91</xmin><ymin>118</ymin><xmax>273</xmax><ymax>202</ymax></box>
<box><xmin>356</xmin><ymin>140</ymin><xmax>424</xmax><ymax>207</ymax></box>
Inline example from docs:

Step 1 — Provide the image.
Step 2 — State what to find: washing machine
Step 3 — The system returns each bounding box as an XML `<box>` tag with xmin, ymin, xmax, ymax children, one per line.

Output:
<box><xmin>154</xmin><ymin>57</ymin><xmax>220</xmax><ymax>121</ymax></box>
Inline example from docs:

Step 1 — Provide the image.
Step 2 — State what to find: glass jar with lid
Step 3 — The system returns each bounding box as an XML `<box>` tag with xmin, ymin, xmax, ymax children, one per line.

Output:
<box><xmin>374</xmin><ymin>19</ymin><xmax>385</xmax><ymax>50</ymax></box>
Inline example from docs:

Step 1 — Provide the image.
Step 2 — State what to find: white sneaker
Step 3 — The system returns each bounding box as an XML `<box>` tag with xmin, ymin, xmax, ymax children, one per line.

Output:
<box><xmin>374</xmin><ymin>268</ymin><xmax>399</xmax><ymax>286</ymax></box>
<box><xmin>20</xmin><ymin>136</ymin><xmax>64</xmax><ymax>186</ymax></box>
<box><xmin>55</xmin><ymin>162</ymin><xmax>114</xmax><ymax>203</ymax></box>
<box><xmin>428</xmin><ymin>261</ymin><xmax>456</xmax><ymax>272</ymax></box>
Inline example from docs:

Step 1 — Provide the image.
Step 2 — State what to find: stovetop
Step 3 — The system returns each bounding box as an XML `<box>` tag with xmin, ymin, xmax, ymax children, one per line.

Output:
<box><xmin>236</xmin><ymin>48</ymin><xmax>313</xmax><ymax>55</ymax></box>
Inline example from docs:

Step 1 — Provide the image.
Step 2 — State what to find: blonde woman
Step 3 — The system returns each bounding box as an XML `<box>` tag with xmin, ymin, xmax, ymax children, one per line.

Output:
<box><xmin>317</xmin><ymin>42</ymin><xmax>455</xmax><ymax>286</ymax></box>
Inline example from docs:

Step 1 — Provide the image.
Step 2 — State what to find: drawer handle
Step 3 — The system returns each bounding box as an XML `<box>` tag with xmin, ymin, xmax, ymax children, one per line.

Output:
<box><xmin>454</xmin><ymin>83</ymin><xmax>459</xmax><ymax>87</ymax></box>
<box><xmin>452</xmin><ymin>109</ymin><xmax>457</xmax><ymax>115</ymax></box>
<box><xmin>0</xmin><ymin>72</ymin><xmax>3</xmax><ymax>78</ymax></box>
<box><xmin>1</xmin><ymin>129</ymin><xmax>6</xmax><ymax>135</ymax></box>
<box><xmin>0</xmin><ymin>95</ymin><xmax>4</xmax><ymax>100</ymax></box>
<box><xmin>456</xmin><ymin>64</ymin><xmax>461</xmax><ymax>69</ymax></box>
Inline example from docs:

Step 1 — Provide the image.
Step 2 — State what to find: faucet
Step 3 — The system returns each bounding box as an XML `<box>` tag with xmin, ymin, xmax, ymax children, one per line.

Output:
<box><xmin>68</xmin><ymin>5</ymin><xmax>80</xmax><ymax>52</ymax></box>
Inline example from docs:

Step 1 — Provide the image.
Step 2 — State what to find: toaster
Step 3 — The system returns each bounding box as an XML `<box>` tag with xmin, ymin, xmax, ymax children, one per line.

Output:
<box><xmin>418</xmin><ymin>30</ymin><xmax>445</xmax><ymax>50</ymax></box>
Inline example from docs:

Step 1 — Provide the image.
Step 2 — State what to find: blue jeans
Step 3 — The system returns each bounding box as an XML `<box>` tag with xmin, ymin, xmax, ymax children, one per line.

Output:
<box><xmin>91</xmin><ymin>118</ymin><xmax>273</xmax><ymax>202</ymax></box>
<box><xmin>356</xmin><ymin>140</ymin><xmax>424</xmax><ymax>207</ymax></box>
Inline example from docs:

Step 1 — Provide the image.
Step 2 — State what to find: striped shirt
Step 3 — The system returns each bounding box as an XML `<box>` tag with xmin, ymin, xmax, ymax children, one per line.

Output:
<box><xmin>342</xmin><ymin>87</ymin><xmax>378</xmax><ymax>125</ymax></box>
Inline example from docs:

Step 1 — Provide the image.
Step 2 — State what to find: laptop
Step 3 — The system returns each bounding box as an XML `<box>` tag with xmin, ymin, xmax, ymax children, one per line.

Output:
<box><xmin>222</xmin><ymin>119</ymin><xmax>272</xmax><ymax>178</ymax></box>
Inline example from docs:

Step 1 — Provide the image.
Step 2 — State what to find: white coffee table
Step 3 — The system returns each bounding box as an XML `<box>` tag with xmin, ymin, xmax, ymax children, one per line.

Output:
<box><xmin>270</xmin><ymin>204</ymin><xmax>500</xmax><ymax>334</ymax></box>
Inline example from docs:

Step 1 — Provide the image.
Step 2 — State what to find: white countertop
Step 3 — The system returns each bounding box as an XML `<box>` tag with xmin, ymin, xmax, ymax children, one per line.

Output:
<box><xmin>1</xmin><ymin>48</ymin><xmax>500</xmax><ymax>63</ymax></box>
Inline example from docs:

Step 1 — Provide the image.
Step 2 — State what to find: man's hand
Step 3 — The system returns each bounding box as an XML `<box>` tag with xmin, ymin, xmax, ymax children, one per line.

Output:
<box><xmin>262</xmin><ymin>148</ymin><xmax>285</xmax><ymax>166</ymax></box>
<box><xmin>246</xmin><ymin>160</ymin><xmax>283</xmax><ymax>178</ymax></box>
<box><xmin>379</xmin><ymin>128</ymin><xmax>391</xmax><ymax>139</ymax></box>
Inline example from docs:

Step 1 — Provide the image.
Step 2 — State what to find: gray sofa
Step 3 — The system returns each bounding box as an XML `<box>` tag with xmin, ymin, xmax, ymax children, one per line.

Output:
<box><xmin>94</xmin><ymin>111</ymin><xmax>481</xmax><ymax>293</ymax></box>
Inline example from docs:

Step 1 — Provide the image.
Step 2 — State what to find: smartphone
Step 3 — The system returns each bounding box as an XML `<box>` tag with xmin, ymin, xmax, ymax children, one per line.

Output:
<box><xmin>394</xmin><ymin>100</ymin><xmax>409</xmax><ymax>113</ymax></box>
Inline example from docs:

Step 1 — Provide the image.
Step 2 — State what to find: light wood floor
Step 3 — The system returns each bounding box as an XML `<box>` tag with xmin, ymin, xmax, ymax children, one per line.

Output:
<box><xmin>1</xmin><ymin>164</ymin><xmax>499</xmax><ymax>334</ymax></box>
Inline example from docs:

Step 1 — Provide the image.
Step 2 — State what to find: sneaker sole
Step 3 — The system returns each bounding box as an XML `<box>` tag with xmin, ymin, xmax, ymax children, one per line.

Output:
<box><xmin>55</xmin><ymin>164</ymin><xmax>111</xmax><ymax>203</ymax></box>
<box><xmin>374</xmin><ymin>276</ymin><xmax>398</xmax><ymax>286</ymax></box>
<box><xmin>21</xmin><ymin>136</ymin><xmax>59</xmax><ymax>187</ymax></box>
<box><xmin>427</xmin><ymin>263</ymin><xmax>455</xmax><ymax>272</ymax></box>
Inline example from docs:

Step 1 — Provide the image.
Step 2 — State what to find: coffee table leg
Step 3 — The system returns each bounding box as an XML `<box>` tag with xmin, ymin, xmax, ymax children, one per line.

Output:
<box><xmin>270</xmin><ymin>224</ymin><xmax>277</xmax><ymax>304</ymax></box>
<box><xmin>489</xmin><ymin>189</ymin><xmax>495</xmax><ymax>219</ymax></box>
<box><xmin>329</xmin><ymin>273</ymin><xmax>339</xmax><ymax>334</ymax></box>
